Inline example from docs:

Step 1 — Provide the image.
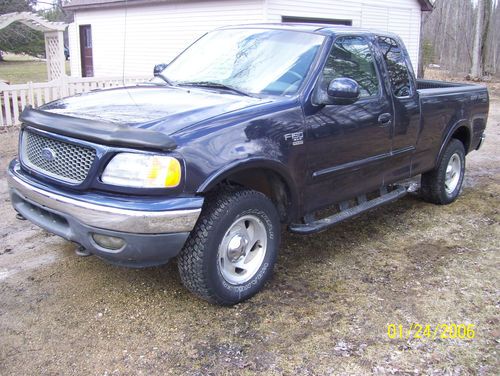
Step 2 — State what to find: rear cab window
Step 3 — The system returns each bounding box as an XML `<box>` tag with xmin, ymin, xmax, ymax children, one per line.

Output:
<box><xmin>377</xmin><ymin>36</ymin><xmax>413</xmax><ymax>98</ymax></box>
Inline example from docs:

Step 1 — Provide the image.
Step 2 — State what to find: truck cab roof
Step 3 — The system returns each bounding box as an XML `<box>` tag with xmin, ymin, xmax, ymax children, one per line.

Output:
<box><xmin>216</xmin><ymin>23</ymin><xmax>401</xmax><ymax>40</ymax></box>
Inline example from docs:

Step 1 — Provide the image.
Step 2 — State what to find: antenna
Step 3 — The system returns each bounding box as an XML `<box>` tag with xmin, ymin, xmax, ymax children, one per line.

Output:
<box><xmin>122</xmin><ymin>0</ymin><xmax>128</xmax><ymax>85</ymax></box>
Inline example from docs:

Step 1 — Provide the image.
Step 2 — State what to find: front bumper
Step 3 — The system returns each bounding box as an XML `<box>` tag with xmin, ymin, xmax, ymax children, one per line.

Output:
<box><xmin>8</xmin><ymin>160</ymin><xmax>203</xmax><ymax>267</ymax></box>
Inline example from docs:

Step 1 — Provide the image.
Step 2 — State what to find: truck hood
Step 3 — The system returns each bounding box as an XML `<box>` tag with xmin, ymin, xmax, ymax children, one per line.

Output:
<box><xmin>41</xmin><ymin>85</ymin><xmax>269</xmax><ymax>134</ymax></box>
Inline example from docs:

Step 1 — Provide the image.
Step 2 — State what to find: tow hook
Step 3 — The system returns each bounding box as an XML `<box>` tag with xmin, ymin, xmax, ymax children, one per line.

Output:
<box><xmin>75</xmin><ymin>245</ymin><xmax>91</xmax><ymax>257</ymax></box>
<box><xmin>15</xmin><ymin>212</ymin><xmax>26</xmax><ymax>220</ymax></box>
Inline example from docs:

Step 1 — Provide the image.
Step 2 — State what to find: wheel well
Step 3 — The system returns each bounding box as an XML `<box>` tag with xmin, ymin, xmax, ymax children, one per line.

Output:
<box><xmin>451</xmin><ymin>126</ymin><xmax>470</xmax><ymax>153</ymax></box>
<box><xmin>209</xmin><ymin>169</ymin><xmax>293</xmax><ymax>223</ymax></box>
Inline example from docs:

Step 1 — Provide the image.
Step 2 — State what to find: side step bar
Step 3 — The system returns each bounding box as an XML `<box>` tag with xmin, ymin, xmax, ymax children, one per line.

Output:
<box><xmin>289</xmin><ymin>186</ymin><xmax>408</xmax><ymax>235</ymax></box>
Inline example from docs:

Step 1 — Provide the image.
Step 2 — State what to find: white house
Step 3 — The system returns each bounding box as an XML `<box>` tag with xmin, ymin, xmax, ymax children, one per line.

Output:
<box><xmin>64</xmin><ymin>0</ymin><xmax>433</xmax><ymax>78</ymax></box>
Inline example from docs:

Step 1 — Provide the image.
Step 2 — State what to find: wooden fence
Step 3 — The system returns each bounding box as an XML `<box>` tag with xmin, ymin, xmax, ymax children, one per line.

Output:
<box><xmin>0</xmin><ymin>75</ymin><xmax>149</xmax><ymax>127</ymax></box>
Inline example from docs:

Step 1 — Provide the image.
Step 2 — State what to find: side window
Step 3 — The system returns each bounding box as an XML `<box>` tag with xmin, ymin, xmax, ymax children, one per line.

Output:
<box><xmin>322</xmin><ymin>36</ymin><xmax>379</xmax><ymax>98</ymax></box>
<box><xmin>377</xmin><ymin>36</ymin><xmax>412</xmax><ymax>97</ymax></box>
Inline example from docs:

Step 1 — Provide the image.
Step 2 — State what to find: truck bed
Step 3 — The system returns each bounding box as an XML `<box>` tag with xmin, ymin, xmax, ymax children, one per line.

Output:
<box><xmin>412</xmin><ymin>79</ymin><xmax>489</xmax><ymax>178</ymax></box>
<box><xmin>417</xmin><ymin>79</ymin><xmax>476</xmax><ymax>91</ymax></box>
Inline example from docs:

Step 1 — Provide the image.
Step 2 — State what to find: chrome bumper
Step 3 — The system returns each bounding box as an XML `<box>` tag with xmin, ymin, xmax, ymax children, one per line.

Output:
<box><xmin>8</xmin><ymin>168</ymin><xmax>201</xmax><ymax>234</ymax></box>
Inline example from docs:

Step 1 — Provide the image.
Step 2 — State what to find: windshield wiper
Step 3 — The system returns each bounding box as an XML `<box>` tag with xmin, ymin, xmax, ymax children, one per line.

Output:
<box><xmin>178</xmin><ymin>81</ymin><xmax>255</xmax><ymax>97</ymax></box>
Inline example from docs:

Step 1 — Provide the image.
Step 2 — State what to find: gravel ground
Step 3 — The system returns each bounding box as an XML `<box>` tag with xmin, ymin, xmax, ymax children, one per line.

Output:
<box><xmin>0</xmin><ymin>96</ymin><xmax>498</xmax><ymax>375</ymax></box>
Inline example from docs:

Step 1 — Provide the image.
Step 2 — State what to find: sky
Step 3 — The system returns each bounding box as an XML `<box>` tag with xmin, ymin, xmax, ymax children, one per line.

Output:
<box><xmin>34</xmin><ymin>1</ymin><xmax>58</xmax><ymax>11</ymax></box>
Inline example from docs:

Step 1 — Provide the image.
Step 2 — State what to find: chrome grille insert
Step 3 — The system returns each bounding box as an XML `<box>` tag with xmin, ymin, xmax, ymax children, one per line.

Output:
<box><xmin>21</xmin><ymin>130</ymin><xmax>96</xmax><ymax>184</ymax></box>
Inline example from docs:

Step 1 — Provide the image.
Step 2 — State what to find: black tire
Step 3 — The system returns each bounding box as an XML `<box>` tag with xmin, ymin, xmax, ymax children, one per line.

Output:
<box><xmin>421</xmin><ymin>139</ymin><xmax>466</xmax><ymax>205</ymax></box>
<box><xmin>177</xmin><ymin>188</ymin><xmax>280</xmax><ymax>305</ymax></box>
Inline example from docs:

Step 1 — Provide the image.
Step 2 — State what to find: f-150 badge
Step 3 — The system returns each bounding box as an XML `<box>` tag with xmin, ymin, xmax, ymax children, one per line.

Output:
<box><xmin>284</xmin><ymin>132</ymin><xmax>304</xmax><ymax>146</ymax></box>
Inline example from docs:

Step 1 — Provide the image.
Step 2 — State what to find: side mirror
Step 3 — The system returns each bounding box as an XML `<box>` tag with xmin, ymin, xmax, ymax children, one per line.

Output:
<box><xmin>326</xmin><ymin>78</ymin><xmax>360</xmax><ymax>105</ymax></box>
<box><xmin>153</xmin><ymin>63</ymin><xmax>168</xmax><ymax>77</ymax></box>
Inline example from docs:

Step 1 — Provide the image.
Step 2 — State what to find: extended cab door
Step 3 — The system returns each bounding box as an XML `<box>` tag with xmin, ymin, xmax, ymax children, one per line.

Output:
<box><xmin>302</xmin><ymin>35</ymin><xmax>393</xmax><ymax>212</ymax></box>
<box><xmin>375</xmin><ymin>35</ymin><xmax>420</xmax><ymax>183</ymax></box>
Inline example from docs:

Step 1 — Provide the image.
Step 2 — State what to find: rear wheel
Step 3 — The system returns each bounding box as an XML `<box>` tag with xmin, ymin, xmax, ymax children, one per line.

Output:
<box><xmin>177</xmin><ymin>188</ymin><xmax>280</xmax><ymax>305</ymax></box>
<box><xmin>421</xmin><ymin>139</ymin><xmax>466</xmax><ymax>205</ymax></box>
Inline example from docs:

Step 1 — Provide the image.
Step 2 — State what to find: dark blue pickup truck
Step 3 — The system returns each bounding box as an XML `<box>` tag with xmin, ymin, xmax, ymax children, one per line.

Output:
<box><xmin>8</xmin><ymin>24</ymin><xmax>488</xmax><ymax>305</ymax></box>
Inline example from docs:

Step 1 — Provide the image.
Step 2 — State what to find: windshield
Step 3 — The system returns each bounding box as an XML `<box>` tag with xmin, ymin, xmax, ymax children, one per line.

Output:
<box><xmin>155</xmin><ymin>28</ymin><xmax>325</xmax><ymax>96</ymax></box>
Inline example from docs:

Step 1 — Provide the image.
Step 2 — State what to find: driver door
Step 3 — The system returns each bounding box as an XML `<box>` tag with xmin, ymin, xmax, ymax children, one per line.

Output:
<box><xmin>303</xmin><ymin>36</ymin><xmax>393</xmax><ymax>212</ymax></box>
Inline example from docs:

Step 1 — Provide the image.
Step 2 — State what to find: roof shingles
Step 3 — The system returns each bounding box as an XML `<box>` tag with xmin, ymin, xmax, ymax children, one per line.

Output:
<box><xmin>64</xmin><ymin>0</ymin><xmax>433</xmax><ymax>11</ymax></box>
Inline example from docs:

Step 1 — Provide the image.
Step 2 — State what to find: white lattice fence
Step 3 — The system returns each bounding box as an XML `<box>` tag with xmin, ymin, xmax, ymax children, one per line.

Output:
<box><xmin>0</xmin><ymin>76</ymin><xmax>149</xmax><ymax>127</ymax></box>
<box><xmin>45</xmin><ymin>34</ymin><xmax>64</xmax><ymax>81</ymax></box>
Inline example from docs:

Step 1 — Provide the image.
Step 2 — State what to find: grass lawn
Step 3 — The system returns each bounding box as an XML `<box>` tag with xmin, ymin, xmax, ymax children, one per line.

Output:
<box><xmin>0</xmin><ymin>53</ymin><xmax>71</xmax><ymax>84</ymax></box>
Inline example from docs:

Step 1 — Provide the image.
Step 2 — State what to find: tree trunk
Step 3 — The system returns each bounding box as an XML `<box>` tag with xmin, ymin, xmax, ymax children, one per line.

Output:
<box><xmin>471</xmin><ymin>0</ymin><xmax>484</xmax><ymax>78</ymax></box>
<box><xmin>417</xmin><ymin>11</ymin><xmax>427</xmax><ymax>78</ymax></box>
<box><xmin>482</xmin><ymin>0</ymin><xmax>492</xmax><ymax>75</ymax></box>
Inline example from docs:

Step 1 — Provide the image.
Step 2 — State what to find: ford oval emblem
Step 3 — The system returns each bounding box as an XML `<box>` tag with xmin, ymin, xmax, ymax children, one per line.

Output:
<box><xmin>41</xmin><ymin>148</ymin><xmax>56</xmax><ymax>162</ymax></box>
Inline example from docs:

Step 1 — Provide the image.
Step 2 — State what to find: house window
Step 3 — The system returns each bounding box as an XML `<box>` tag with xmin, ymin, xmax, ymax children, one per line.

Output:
<box><xmin>281</xmin><ymin>16</ymin><xmax>352</xmax><ymax>26</ymax></box>
<box><xmin>84</xmin><ymin>27</ymin><xmax>92</xmax><ymax>48</ymax></box>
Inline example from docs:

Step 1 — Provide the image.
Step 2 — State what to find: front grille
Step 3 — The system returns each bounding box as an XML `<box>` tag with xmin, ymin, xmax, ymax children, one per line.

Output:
<box><xmin>21</xmin><ymin>130</ymin><xmax>96</xmax><ymax>184</ymax></box>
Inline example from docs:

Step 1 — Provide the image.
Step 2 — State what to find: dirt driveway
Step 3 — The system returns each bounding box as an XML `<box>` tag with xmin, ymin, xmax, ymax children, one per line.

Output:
<box><xmin>0</xmin><ymin>99</ymin><xmax>498</xmax><ymax>375</ymax></box>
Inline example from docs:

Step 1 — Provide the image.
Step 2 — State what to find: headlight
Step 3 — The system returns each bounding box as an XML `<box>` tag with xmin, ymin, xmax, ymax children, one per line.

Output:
<box><xmin>101</xmin><ymin>153</ymin><xmax>181</xmax><ymax>188</ymax></box>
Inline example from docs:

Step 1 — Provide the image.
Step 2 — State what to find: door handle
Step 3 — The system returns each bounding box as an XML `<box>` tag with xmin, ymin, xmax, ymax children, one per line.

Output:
<box><xmin>378</xmin><ymin>113</ymin><xmax>392</xmax><ymax>126</ymax></box>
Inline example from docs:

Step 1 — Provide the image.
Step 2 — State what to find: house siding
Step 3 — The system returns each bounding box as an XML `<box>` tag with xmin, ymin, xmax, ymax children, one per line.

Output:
<box><xmin>68</xmin><ymin>0</ymin><xmax>423</xmax><ymax>78</ymax></box>
<box><xmin>266</xmin><ymin>0</ymin><xmax>422</xmax><ymax>68</ymax></box>
<box><xmin>69</xmin><ymin>0</ymin><xmax>265</xmax><ymax>77</ymax></box>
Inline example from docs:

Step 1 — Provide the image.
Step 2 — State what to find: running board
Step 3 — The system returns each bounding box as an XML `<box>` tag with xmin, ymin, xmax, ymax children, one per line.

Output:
<box><xmin>289</xmin><ymin>186</ymin><xmax>407</xmax><ymax>235</ymax></box>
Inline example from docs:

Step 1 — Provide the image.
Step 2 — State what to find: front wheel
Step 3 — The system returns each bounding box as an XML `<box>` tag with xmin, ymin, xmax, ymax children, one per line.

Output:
<box><xmin>421</xmin><ymin>139</ymin><xmax>466</xmax><ymax>205</ymax></box>
<box><xmin>177</xmin><ymin>188</ymin><xmax>280</xmax><ymax>305</ymax></box>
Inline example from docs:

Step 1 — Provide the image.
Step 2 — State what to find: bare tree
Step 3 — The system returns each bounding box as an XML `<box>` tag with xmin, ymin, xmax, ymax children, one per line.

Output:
<box><xmin>471</xmin><ymin>0</ymin><xmax>485</xmax><ymax>77</ymax></box>
<box><xmin>422</xmin><ymin>0</ymin><xmax>499</xmax><ymax>78</ymax></box>
<box><xmin>484</xmin><ymin>0</ymin><xmax>499</xmax><ymax>75</ymax></box>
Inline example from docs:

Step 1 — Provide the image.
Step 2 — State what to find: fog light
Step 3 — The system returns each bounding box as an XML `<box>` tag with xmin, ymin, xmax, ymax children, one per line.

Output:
<box><xmin>91</xmin><ymin>233</ymin><xmax>126</xmax><ymax>250</ymax></box>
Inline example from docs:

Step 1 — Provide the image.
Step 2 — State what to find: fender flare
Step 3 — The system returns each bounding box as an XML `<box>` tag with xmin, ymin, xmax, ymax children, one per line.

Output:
<box><xmin>435</xmin><ymin>119</ymin><xmax>471</xmax><ymax>165</ymax></box>
<box><xmin>197</xmin><ymin>158</ymin><xmax>300</xmax><ymax>218</ymax></box>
